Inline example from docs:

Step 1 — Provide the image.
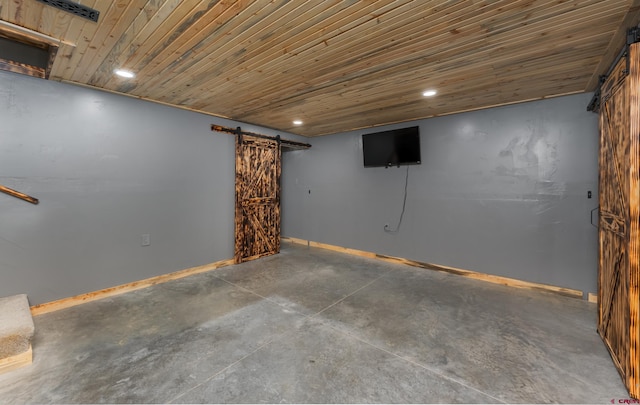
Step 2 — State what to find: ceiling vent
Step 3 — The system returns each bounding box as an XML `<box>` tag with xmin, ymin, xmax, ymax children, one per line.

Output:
<box><xmin>35</xmin><ymin>0</ymin><xmax>100</xmax><ymax>23</ymax></box>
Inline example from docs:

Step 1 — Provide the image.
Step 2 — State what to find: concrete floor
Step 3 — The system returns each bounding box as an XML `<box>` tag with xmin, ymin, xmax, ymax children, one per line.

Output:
<box><xmin>0</xmin><ymin>242</ymin><xmax>629</xmax><ymax>403</ymax></box>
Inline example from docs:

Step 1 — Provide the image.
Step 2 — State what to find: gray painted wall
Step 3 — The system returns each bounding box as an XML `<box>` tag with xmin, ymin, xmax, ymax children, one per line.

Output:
<box><xmin>282</xmin><ymin>93</ymin><xmax>600</xmax><ymax>295</ymax></box>
<box><xmin>1</xmin><ymin>69</ymin><xmax>599</xmax><ymax>303</ymax></box>
<box><xmin>0</xmin><ymin>70</ymin><xmax>298</xmax><ymax>305</ymax></box>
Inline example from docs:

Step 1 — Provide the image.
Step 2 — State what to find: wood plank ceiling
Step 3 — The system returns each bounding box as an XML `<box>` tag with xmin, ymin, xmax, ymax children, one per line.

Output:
<box><xmin>1</xmin><ymin>0</ymin><xmax>639</xmax><ymax>137</ymax></box>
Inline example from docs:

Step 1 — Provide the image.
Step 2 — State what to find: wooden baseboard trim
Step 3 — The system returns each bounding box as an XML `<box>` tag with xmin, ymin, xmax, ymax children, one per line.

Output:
<box><xmin>30</xmin><ymin>258</ymin><xmax>235</xmax><ymax>316</ymax></box>
<box><xmin>283</xmin><ymin>238</ymin><xmax>584</xmax><ymax>299</ymax></box>
<box><xmin>308</xmin><ymin>241</ymin><xmax>378</xmax><ymax>258</ymax></box>
<box><xmin>281</xmin><ymin>236</ymin><xmax>309</xmax><ymax>246</ymax></box>
<box><xmin>376</xmin><ymin>254</ymin><xmax>583</xmax><ymax>298</ymax></box>
<box><xmin>0</xmin><ymin>345</ymin><xmax>32</xmax><ymax>375</ymax></box>
<box><xmin>285</xmin><ymin>237</ymin><xmax>376</xmax><ymax>259</ymax></box>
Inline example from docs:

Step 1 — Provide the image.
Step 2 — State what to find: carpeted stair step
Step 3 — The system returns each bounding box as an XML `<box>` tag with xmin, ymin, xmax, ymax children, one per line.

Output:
<box><xmin>0</xmin><ymin>294</ymin><xmax>34</xmax><ymax>374</ymax></box>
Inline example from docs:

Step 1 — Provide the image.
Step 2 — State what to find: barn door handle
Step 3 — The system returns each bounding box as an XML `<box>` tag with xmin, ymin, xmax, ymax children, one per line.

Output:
<box><xmin>591</xmin><ymin>206</ymin><xmax>599</xmax><ymax>228</ymax></box>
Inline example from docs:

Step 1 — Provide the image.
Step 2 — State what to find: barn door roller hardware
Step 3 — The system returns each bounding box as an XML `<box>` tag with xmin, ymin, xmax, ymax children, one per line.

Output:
<box><xmin>0</xmin><ymin>184</ymin><xmax>39</xmax><ymax>205</ymax></box>
<box><xmin>211</xmin><ymin>124</ymin><xmax>311</xmax><ymax>151</ymax></box>
<box><xmin>588</xmin><ymin>26</ymin><xmax>640</xmax><ymax>113</ymax></box>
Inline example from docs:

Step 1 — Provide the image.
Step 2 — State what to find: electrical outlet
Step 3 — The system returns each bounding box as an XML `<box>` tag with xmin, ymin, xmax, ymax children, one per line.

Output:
<box><xmin>141</xmin><ymin>234</ymin><xmax>150</xmax><ymax>246</ymax></box>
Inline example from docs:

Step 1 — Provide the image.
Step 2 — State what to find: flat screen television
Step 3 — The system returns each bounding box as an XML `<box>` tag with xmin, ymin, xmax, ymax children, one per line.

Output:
<box><xmin>362</xmin><ymin>126</ymin><xmax>421</xmax><ymax>168</ymax></box>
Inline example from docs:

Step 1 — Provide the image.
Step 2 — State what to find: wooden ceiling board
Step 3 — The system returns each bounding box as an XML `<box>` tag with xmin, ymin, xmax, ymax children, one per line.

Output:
<box><xmin>142</xmin><ymin>1</ymin><xmax>371</xmax><ymax>95</ymax></box>
<box><xmin>21</xmin><ymin>1</ymin><xmax>41</xmax><ymax>29</ymax></box>
<box><xmin>1</xmin><ymin>1</ymin><xmax>15</xmax><ymax>22</ymax></box>
<box><xmin>180</xmin><ymin>0</ymin><xmax>623</xmax><ymax>122</ymax></box>
<box><xmin>90</xmin><ymin>0</ymin><xmax>193</xmax><ymax>88</ymax></box>
<box><xmin>147</xmin><ymin>1</ymin><xmax>352</xmax><ymax>103</ymax></box>
<box><xmin>297</xmin><ymin>2</ymin><xmax>610</xmax><ymax>87</ymax></box>
<box><xmin>0</xmin><ymin>0</ymin><xmax>636</xmax><ymax>136</ymax></box>
<box><xmin>229</xmin><ymin>26</ymin><xmax>613</xmax><ymax>124</ymax></box>
<box><xmin>156</xmin><ymin>1</ymin><xmax>408</xmax><ymax>108</ymax></box>
<box><xmin>137</xmin><ymin>0</ymin><xmax>315</xmax><ymax>98</ymax></box>
<box><xmin>157</xmin><ymin>0</ymin><xmax>338</xmax><ymax>96</ymax></box>
<box><xmin>96</xmin><ymin>0</ymin><xmax>211</xmax><ymax>86</ymax></box>
<box><xmin>70</xmin><ymin>0</ymin><xmax>148</xmax><ymax>83</ymax></box>
<box><xmin>236</xmin><ymin>1</ymin><xmax>403</xmax><ymax>71</ymax></box>
<box><xmin>71</xmin><ymin>0</ymin><xmax>147</xmax><ymax>85</ymax></box>
<box><xmin>187</xmin><ymin>2</ymin><xmax>506</xmax><ymax>115</ymax></box>
<box><xmin>586</xmin><ymin>0</ymin><xmax>640</xmax><ymax>90</ymax></box>
<box><xmin>242</xmin><ymin>46</ymin><xmax>604</xmax><ymax>135</ymax></box>
<box><xmin>48</xmin><ymin>0</ymin><xmax>102</xmax><ymax>78</ymax></box>
<box><xmin>125</xmin><ymin>0</ymin><xmax>264</xmax><ymax>95</ymax></box>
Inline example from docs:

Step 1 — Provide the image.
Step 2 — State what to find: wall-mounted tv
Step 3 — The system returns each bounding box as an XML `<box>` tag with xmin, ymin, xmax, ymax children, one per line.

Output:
<box><xmin>362</xmin><ymin>126</ymin><xmax>421</xmax><ymax>168</ymax></box>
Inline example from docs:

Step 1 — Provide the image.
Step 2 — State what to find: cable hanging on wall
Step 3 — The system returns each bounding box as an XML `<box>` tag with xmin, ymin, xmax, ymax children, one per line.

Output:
<box><xmin>384</xmin><ymin>166</ymin><xmax>410</xmax><ymax>234</ymax></box>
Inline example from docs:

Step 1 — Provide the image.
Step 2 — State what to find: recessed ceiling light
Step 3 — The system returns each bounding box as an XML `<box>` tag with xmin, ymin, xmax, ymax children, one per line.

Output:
<box><xmin>293</xmin><ymin>120</ymin><xmax>303</xmax><ymax>125</ymax></box>
<box><xmin>422</xmin><ymin>89</ymin><xmax>437</xmax><ymax>97</ymax></box>
<box><xmin>114</xmin><ymin>69</ymin><xmax>135</xmax><ymax>78</ymax></box>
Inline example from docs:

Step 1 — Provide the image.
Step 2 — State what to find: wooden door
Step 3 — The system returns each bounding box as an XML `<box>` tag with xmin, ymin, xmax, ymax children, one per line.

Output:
<box><xmin>598</xmin><ymin>42</ymin><xmax>640</xmax><ymax>400</ymax></box>
<box><xmin>234</xmin><ymin>134</ymin><xmax>281</xmax><ymax>263</ymax></box>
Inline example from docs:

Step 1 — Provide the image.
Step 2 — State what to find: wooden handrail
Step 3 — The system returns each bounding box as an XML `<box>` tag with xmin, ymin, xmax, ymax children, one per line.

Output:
<box><xmin>0</xmin><ymin>184</ymin><xmax>39</xmax><ymax>205</ymax></box>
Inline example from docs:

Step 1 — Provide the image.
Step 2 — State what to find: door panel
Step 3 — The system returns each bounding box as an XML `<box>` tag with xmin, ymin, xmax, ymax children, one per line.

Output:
<box><xmin>234</xmin><ymin>134</ymin><xmax>281</xmax><ymax>263</ymax></box>
<box><xmin>598</xmin><ymin>42</ymin><xmax>640</xmax><ymax>399</ymax></box>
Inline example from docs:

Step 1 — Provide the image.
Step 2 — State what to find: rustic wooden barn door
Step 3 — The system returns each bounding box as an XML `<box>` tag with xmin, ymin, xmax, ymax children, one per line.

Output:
<box><xmin>598</xmin><ymin>42</ymin><xmax>640</xmax><ymax>400</ymax></box>
<box><xmin>234</xmin><ymin>133</ymin><xmax>281</xmax><ymax>263</ymax></box>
